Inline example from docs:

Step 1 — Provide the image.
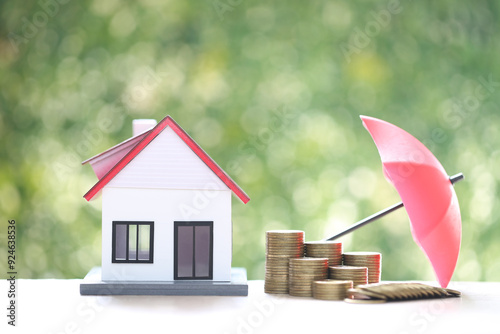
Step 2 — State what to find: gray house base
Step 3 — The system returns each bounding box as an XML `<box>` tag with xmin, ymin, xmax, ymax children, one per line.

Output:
<box><xmin>80</xmin><ymin>267</ymin><xmax>248</xmax><ymax>296</ymax></box>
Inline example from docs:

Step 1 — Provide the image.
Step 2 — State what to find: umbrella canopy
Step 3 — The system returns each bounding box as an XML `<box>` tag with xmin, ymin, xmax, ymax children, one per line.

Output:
<box><xmin>360</xmin><ymin>116</ymin><xmax>462</xmax><ymax>288</ymax></box>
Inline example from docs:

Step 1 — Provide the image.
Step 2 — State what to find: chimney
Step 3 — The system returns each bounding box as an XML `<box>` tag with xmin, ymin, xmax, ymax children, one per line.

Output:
<box><xmin>133</xmin><ymin>119</ymin><xmax>157</xmax><ymax>136</ymax></box>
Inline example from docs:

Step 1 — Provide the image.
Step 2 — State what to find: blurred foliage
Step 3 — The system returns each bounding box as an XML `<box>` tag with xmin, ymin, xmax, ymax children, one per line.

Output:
<box><xmin>0</xmin><ymin>0</ymin><xmax>499</xmax><ymax>282</ymax></box>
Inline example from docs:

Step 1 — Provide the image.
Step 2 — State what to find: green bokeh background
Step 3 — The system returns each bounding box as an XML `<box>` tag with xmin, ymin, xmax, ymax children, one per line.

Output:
<box><xmin>1</xmin><ymin>0</ymin><xmax>499</xmax><ymax>282</ymax></box>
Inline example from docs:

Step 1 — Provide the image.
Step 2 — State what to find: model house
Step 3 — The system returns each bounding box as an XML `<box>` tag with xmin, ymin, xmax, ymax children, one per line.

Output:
<box><xmin>80</xmin><ymin>115</ymin><xmax>250</xmax><ymax>295</ymax></box>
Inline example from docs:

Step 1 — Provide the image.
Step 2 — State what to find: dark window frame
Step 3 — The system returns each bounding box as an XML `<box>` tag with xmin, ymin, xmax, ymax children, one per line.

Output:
<box><xmin>174</xmin><ymin>221</ymin><xmax>214</xmax><ymax>280</ymax></box>
<box><xmin>112</xmin><ymin>221</ymin><xmax>154</xmax><ymax>263</ymax></box>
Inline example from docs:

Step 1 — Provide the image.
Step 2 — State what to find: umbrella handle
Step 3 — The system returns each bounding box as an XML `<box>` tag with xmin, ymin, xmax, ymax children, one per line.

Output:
<box><xmin>323</xmin><ymin>173</ymin><xmax>464</xmax><ymax>241</ymax></box>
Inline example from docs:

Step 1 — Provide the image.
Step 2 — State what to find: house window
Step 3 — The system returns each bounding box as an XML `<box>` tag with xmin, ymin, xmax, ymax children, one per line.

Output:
<box><xmin>112</xmin><ymin>221</ymin><xmax>154</xmax><ymax>263</ymax></box>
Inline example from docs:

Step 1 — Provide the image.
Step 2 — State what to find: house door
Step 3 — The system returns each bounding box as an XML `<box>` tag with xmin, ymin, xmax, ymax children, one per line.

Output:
<box><xmin>174</xmin><ymin>221</ymin><xmax>213</xmax><ymax>280</ymax></box>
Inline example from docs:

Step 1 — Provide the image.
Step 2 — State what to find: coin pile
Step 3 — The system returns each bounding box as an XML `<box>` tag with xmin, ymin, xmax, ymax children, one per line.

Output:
<box><xmin>304</xmin><ymin>241</ymin><xmax>342</xmax><ymax>266</ymax></box>
<box><xmin>345</xmin><ymin>282</ymin><xmax>461</xmax><ymax>304</ymax></box>
<box><xmin>265</xmin><ymin>230</ymin><xmax>305</xmax><ymax>294</ymax></box>
<box><xmin>343</xmin><ymin>252</ymin><xmax>382</xmax><ymax>283</ymax></box>
<box><xmin>289</xmin><ymin>257</ymin><xmax>328</xmax><ymax>297</ymax></box>
<box><xmin>328</xmin><ymin>265</ymin><xmax>368</xmax><ymax>287</ymax></box>
<box><xmin>312</xmin><ymin>280</ymin><xmax>353</xmax><ymax>300</ymax></box>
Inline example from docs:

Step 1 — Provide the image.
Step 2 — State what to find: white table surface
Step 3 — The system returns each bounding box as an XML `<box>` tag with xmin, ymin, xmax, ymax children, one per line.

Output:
<box><xmin>2</xmin><ymin>280</ymin><xmax>499</xmax><ymax>334</ymax></box>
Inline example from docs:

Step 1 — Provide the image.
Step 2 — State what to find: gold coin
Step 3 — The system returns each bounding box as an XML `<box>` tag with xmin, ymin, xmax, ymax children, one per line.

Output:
<box><xmin>265</xmin><ymin>259</ymin><xmax>291</xmax><ymax>263</ymax></box>
<box><xmin>290</xmin><ymin>257</ymin><xmax>328</xmax><ymax>262</ymax></box>
<box><xmin>267</xmin><ymin>238</ymin><xmax>304</xmax><ymax>242</ymax></box>
<box><xmin>265</xmin><ymin>268</ymin><xmax>289</xmax><ymax>272</ymax></box>
<box><xmin>290</xmin><ymin>276</ymin><xmax>327</xmax><ymax>280</ymax></box>
<box><xmin>343</xmin><ymin>251</ymin><xmax>381</xmax><ymax>256</ymax></box>
<box><xmin>313</xmin><ymin>279</ymin><xmax>352</xmax><ymax>285</ymax></box>
<box><xmin>312</xmin><ymin>280</ymin><xmax>352</xmax><ymax>300</ymax></box>
<box><xmin>305</xmin><ymin>241</ymin><xmax>341</xmax><ymax>244</ymax></box>
<box><xmin>330</xmin><ymin>265</ymin><xmax>368</xmax><ymax>270</ymax></box>
<box><xmin>289</xmin><ymin>267</ymin><xmax>328</xmax><ymax>272</ymax></box>
<box><xmin>330</xmin><ymin>277</ymin><xmax>367</xmax><ymax>281</ymax></box>
<box><xmin>267</xmin><ymin>245</ymin><xmax>302</xmax><ymax>249</ymax></box>
<box><xmin>265</xmin><ymin>268</ymin><xmax>290</xmax><ymax>273</ymax></box>
<box><xmin>265</xmin><ymin>282</ymin><xmax>289</xmax><ymax>286</ymax></box>
<box><xmin>290</xmin><ymin>261</ymin><xmax>328</xmax><ymax>266</ymax></box>
<box><xmin>307</xmin><ymin>253</ymin><xmax>341</xmax><ymax>256</ymax></box>
<box><xmin>344</xmin><ymin>298</ymin><xmax>386</xmax><ymax>304</ymax></box>
<box><xmin>267</xmin><ymin>254</ymin><xmax>303</xmax><ymax>259</ymax></box>
<box><xmin>264</xmin><ymin>289</ymin><xmax>289</xmax><ymax>294</ymax></box>
<box><xmin>265</xmin><ymin>273</ymin><xmax>289</xmax><ymax>277</ymax></box>
<box><xmin>289</xmin><ymin>261</ymin><xmax>328</xmax><ymax>265</ymax></box>
<box><xmin>289</xmin><ymin>266</ymin><xmax>328</xmax><ymax>271</ymax></box>
<box><xmin>445</xmin><ymin>288</ymin><xmax>461</xmax><ymax>297</ymax></box>
<box><xmin>267</xmin><ymin>244</ymin><xmax>303</xmax><ymax>248</ymax></box>
<box><xmin>289</xmin><ymin>272</ymin><xmax>327</xmax><ymax>276</ymax></box>
<box><xmin>290</xmin><ymin>292</ymin><xmax>313</xmax><ymax>296</ymax></box>
<box><xmin>309</xmin><ymin>254</ymin><xmax>342</xmax><ymax>257</ymax></box>
<box><xmin>343</xmin><ymin>261</ymin><xmax>380</xmax><ymax>266</ymax></box>
<box><xmin>264</xmin><ymin>282</ymin><xmax>288</xmax><ymax>286</ymax></box>
<box><xmin>290</xmin><ymin>275</ymin><xmax>319</xmax><ymax>279</ymax></box>
<box><xmin>266</xmin><ymin>252</ymin><xmax>304</xmax><ymax>257</ymax></box>
<box><xmin>267</xmin><ymin>250</ymin><xmax>303</xmax><ymax>254</ymax></box>
<box><xmin>290</xmin><ymin>268</ymin><xmax>328</xmax><ymax>272</ymax></box>
<box><xmin>267</xmin><ymin>230</ymin><xmax>304</xmax><ymax>234</ymax></box>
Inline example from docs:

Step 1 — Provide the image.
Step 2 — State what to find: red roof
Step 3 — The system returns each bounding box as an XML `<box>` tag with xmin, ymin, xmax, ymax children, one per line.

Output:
<box><xmin>82</xmin><ymin>130</ymin><xmax>151</xmax><ymax>180</ymax></box>
<box><xmin>83</xmin><ymin>115</ymin><xmax>250</xmax><ymax>204</ymax></box>
<box><xmin>82</xmin><ymin>130</ymin><xmax>151</xmax><ymax>166</ymax></box>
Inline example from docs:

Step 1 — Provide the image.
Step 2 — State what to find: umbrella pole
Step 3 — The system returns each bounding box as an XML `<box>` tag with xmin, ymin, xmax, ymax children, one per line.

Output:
<box><xmin>324</xmin><ymin>202</ymin><xmax>404</xmax><ymax>241</ymax></box>
<box><xmin>323</xmin><ymin>173</ymin><xmax>464</xmax><ymax>241</ymax></box>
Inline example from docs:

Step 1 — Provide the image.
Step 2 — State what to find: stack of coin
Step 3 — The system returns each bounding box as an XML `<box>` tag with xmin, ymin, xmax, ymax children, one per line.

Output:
<box><xmin>328</xmin><ymin>265</ymin><xmax>368</xmax><ymax>286</ymax></box>
<box><xmin>288</xmin><ymin>257</ymin><xmax>328</xmax><ymax>297</ymax></box>
<box><xmin>265</xmin><ymin>230</ymin><xmax>305</xmax><ymax>294</ymax></box>
<box><xmin>342</xmin><ymin>252</ymin><xmax>382</xmax><ymax>283</ymax></box>
<box><xmin>312</xmin><ymin>279</ymin><xmax>353</xmax><ymax>300</ymax></box>
<box><xmin>304</xmin><ymin>241</ymin><xmax>342</xmax><ymax>266</ymax></box>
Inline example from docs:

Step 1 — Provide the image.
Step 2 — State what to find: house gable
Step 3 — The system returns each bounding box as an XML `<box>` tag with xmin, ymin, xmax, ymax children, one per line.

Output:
<box><xmin>83</xmin><ymin>115</ymin><xmax>250</xmax><ymax>203</ymax></box>
<box><xmin>107</xmin><ymin>126</ymin><xmax>229</xmax><ymax>191</ymax></box>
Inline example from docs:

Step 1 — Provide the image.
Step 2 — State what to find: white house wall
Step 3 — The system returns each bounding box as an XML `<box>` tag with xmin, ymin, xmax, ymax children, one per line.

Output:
<box><xmin>101</xmin><ymin>187</ymin><xmax>233</xmax><ymax>281</ymax></box>
<box><xmin>107</xmin><ymin>126</ymin><xmax>228</xmax><ymax>191</ymax></box>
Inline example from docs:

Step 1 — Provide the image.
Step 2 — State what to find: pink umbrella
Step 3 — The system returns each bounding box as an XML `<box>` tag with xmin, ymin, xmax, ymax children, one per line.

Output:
<box><xmin>325</xmin><ymin>116</ymin><xmax>463</xmax><ymax>288</ymax></box>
